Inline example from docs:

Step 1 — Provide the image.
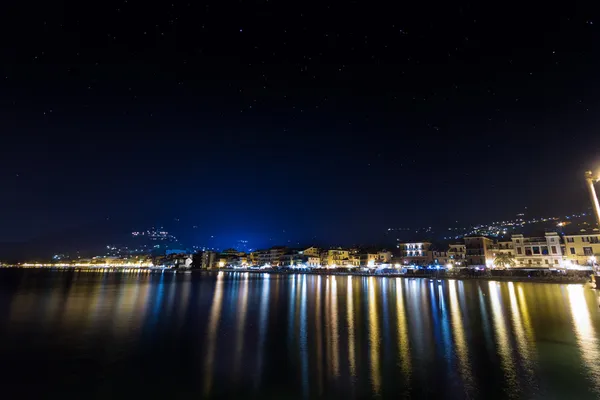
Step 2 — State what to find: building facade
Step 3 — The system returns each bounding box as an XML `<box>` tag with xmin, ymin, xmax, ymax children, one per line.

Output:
<box><xmin>302</xmin><ymin>247</ymin><xmax>321</xmax><ymax>257</ymax></box>
<box><xmin>511</xmin><ymin>232</ymin><xmax>563</xmax><ymax>268</ymax></box>
<box><xmin>464</xmin><ymin>236</ymin><xmax>494</xmax><ymax>268</ymax></box>
<box><xmin>563</xmin><ymin>229</ymin><xmax>600</xmax><ymax>268</ymax></box>
<box><xmin>377</xmin><ymin>251</ymin><xmax>392</xmax><ymax>263</ymax></box>
<box><xmin>447</xmin><ymin>244</ymin><xmax>466</xmax><ymax>266</ymax></box>
<box><xmin>398</xmin><ymin>242</ymin><xmax>433</xmax><ymax>266</ymax></box>
<box><xmin>325</xmin><ymin>248</ymin><xmax>351</xmax><ymax>267</ymax></box>
<box><xmin>432</xmin><ymin>251</ymin><xmax>449</xmax><ymax>265</ymax></box>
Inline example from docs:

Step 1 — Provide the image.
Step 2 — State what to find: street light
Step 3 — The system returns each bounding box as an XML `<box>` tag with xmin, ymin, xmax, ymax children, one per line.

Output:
<box><xmin>585</xmin><ymin>170</ymin><xmax>600</xmax><ymax>228</ymax></box>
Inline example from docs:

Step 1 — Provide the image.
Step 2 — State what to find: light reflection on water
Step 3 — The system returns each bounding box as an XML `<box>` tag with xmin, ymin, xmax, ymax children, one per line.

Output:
<box><xmin>567</xmin><ymin>284</ymin><xmax>600</xmax><ymax>396</ymax></box>
<box><xmin>396</xmin><ymin>278</ymin><xmax>411</xmax><ymax>396</ymax></box>
<box><xmin>449</xmin><ymin>279</ymin><xmax>475</xmax><ymax>397</ymax></box>
<box><xmin>347</xmin><ymin>276</ymin><xmax>356</xmax><ymax>378</ymax></box>
<box><xmin>203</xmin><ymin>271</ymin><xmax>224</xmax><ymax>396</ymax></box>
<box><xmin>368</xmin><ymin>276</ymin><xmax>381</xmax><ymax>395</ymax></box>
<box><xmin>1</xmin><ymin>270</ymin><xmax>600</xmax><ymax>399</ymax></box>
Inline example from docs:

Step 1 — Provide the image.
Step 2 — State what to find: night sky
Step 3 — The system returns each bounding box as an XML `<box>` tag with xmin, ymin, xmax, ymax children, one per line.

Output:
<box><xmin>2</xmin><ymin>1</ymin><xmax>600</xmax><ymax>251</ymax></box>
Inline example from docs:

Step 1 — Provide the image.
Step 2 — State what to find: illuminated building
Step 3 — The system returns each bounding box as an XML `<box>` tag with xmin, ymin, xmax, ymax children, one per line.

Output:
<box><xmin>268</xmin><ymin>246</ymin><xmax>286</xmax><ymax>266</ymax></box>
<box><xmin>493</xmin><ymin>240</ymin><xmax>514</xmax><ymax>255</ymax></box>
<box><xmin>250</xmin><ymin>246</ymin><xmax>287</xmax><ymax>267</ymax></box>
<box><xmin>356</xmin><ymin>253</ymin><xmax>379</xmax><ymax>268</ymax></box>
<box><xmin>325</xmin><ymin>248</ymin><xmax>352</xmax><ymax>267</ymax></box>
<box><xmin>562</xmin><ymin>228</ymin><xmax>600</xmax><ymax>268</ymax></box>
<box><xmin>377</xmin><ymin>251</ymin><xmax>392</xmax><ymax>263</ymax></box>
<box><xmin>279</xmin><ymin>251</ymin><xmax>321</xmax><ymax>268</ymax></box>
<box><xmin>216</xmin><ymin>249</ymin><xmax>248</xmax><ymax>267</ymax></box>
<box><xmin>487</xmin><ymin>240</ymin><xmax>515</xmax><ymax>267</ymax></box>
<box><xmin>302</xmin><ymin>247</ymin><xmax>321</xmax><ymax>257</ymax></box>
<box><xmin>463</xmin><ymin>236</ymin><xmax>494</xmax><ymax>268</ymax></box>
<box><xmin>201</xmin><ymin>251</ymin><xmax>218</xmax><ymax>269</ymax></box>
<box><xmin>511</xmin><ymin>232</ymin><xmax>563</xmax><ymax>268</ymax></box>
<box><xmin>447</xmin><ymin>244</ymin><xmax>466</xmax><ymax>266</ymax></box>
<box><xmin>397</xmin><ymin>242</ymin><xmax>432</xmax><ymax>266</ymax></box>
<box><xmin>432</xmin><ymin>250</ymin><xmax>449</xmax><ymax>265</ymax></box>
<box><xmin>306</xmin><ymin>256</ymin><xmax>321</xmax><ymax>267</ymax></box>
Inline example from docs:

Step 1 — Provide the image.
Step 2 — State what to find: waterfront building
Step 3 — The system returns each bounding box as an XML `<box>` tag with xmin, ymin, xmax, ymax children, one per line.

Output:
<box><xmin>249</xmin><ymin>250</ymin><xmax>263</xmax><ymax>265</ymax></box>
<box><xmin>255</xmin><ymin>250</ymin><xmax>271</xmax><ymax>266</ymax></box>
<box><xmin>562</xmin><ymin>228</ymin><xmax>600</xmax><ymax>268</ymax></box>
<box><xmin>487</xmin><ymin>240</ymin><xmax>515</xmax><ymax>266</ymax></box>
<box><xmin>432</xmin><ymin>250</ymin><xmax>449</xmax><ymax>265</ymax></box>
<box><xmin>306</xmin><ymin>256</ymin><xmax>321</xmax><ymax>267</ymax></box>
<box><xmin>250</xmin><ymin>246</ymin><xmax>287</xmax><ymax>267</ymax></box>
<box><xmin>279</xmin><ymin>252</ymin><xmax>305</xmax><ymax>267</ymax></box>
<box><xmin>377</xmin><ymin>251</ymin><xmax>392</xmax><ymax>263</ymax></box>
<box><xmin>325</xmin><ymin>248</ymin><xmax>352</xmax><ymax>267</ymax></box>
<box><xmin>464</xmin><ymin>236</ymin><xmax>494</xmax><ymax>268</ymax></box>
<box><xmin>494</xmin><ymin>240</ymin><xmax>514</xmax><ymax>255</ymax></box>
<box><xmin>201</xmin><ymin>251</ymin><xmax>218</xmax><ymax>269</ymax></box>
<box><xmin>511</xmin><ymin>232</ymin><xmax>563</xmax><ymax>268</ymax></box>
<box><xmin>279</xmin><ymin>251</ymin><xmax>321</xmax><ymax>268</ymax></box>
<box><xmin>397</xmin><ymin>242</ymin><xmax>433</xmax><ymax>266</ymax></box>
<box><xmin>302</xmin><ymin>247</ymin><xmax>321</xmax><ymax>257</ymax></box>
<box><xmin>447</xmin><ymin>243</ymin><xmax>466</xmax><ymax>266</ymax></box>
<box><xmin>358</xmin><ymin>253</ymin><xmax>379</xmax><ymax>268</ymax></box>
<box><xmin>217</xmin><ymin>248</ymin><xmax>247</xmax><ymax>267</ymax></box>
<box><xmin>269</xmin><ymin>246</ymin><xmax>287</xmax><ymax>266</ymax></box>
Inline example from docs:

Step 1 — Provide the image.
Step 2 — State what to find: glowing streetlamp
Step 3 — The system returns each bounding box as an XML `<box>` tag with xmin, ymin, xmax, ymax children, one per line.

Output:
<box><xmin>585</xmin><ymin>170</ymin><xmax>600</xmax><ymax>228</ymax></box>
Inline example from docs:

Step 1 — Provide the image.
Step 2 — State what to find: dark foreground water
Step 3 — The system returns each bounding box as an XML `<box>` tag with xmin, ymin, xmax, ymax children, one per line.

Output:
<box><xmin>1</xmin><ymin>270</ymin><xmax>600</xmax><ymax>399</ymax></box>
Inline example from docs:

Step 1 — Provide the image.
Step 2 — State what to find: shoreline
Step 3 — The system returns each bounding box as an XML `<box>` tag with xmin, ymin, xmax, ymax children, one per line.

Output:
<box><xmin>0</xmin><ymin>266</ymin><xmax>592</xmax><ymax>285</ymax></box>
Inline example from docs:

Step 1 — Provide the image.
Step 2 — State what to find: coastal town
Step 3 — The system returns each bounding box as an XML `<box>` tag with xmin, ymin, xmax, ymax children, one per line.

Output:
<box><xmin>5</xmin><ymin>170</ymin><xmax>600</xmax><ymax>277</ymax></box>
<box><xmin>10</xmin><ymin>227</ymin><xmax>600</xmax><ymax>274</ymax></box>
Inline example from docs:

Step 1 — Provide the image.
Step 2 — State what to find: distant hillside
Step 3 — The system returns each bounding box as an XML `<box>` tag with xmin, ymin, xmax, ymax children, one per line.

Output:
<box><xmin>0</xmin><ymin>218</ymin><xmax>144</xmax><ymax>262</ymax></box>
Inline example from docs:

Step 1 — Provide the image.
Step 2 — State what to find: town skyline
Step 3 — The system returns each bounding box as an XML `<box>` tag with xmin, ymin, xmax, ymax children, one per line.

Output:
<box><xmin>2</xmin><ymin>206</ymin><xmax>598</xmax><ymax>264</ymax></box>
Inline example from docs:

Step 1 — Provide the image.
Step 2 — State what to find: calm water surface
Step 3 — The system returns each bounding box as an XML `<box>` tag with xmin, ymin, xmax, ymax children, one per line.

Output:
<box><xmin>1</xmin><ymin>270</ymin><xmax>600</xmax><ymax>399</ymax></box>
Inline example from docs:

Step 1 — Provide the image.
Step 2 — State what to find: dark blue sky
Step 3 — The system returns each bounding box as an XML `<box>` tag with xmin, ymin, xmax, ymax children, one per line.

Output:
<box><xmin>2</xmin><ymin>0</ymin><xmax>600</xmax><ymax>251</ymax></box>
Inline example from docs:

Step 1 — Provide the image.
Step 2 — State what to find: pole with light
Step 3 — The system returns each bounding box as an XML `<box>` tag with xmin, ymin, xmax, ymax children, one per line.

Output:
<box><xmin>585</xmin><ymin>170</ymin><xmax>600</xmax><ymax>228</ymax></box>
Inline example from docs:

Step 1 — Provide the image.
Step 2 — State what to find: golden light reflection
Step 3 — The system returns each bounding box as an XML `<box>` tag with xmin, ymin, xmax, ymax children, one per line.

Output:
<box><xmin>233</xmin><ymin>273</ymin><xmax>250</xmax><ymax>381</ymax></box>
<box><xmin>516</xmin><ymin>286</ymin><xmax>535</xmax><ymax>344</ymax></box>
<box><xmin>330</xmin><ymin>276</ymin><xmax>340</xmax><ymax>377</ymax></box>
<box><xmin>567</xmin><ymin>285</ymin><xmax>600</xmax><ymax>393</ymax></box>
<box><xmin>508</xmin><ymin>282</ymin><xmax>535</xmax><ymax>380</ymax></box>
<box><xmin>368</xmin><ymin>276</ymin><xmax>381</xmax><ymax>395</ymax></box>
<box><xmin>488</xmin><ymin>281</ymin><xmax>518</xmax><ymax>395</ymax></box>
<box><xmin>395</xmin><ymin>278</ymin><xmax>411</xmax><ymax>388</ymax></box>
<box><xmin>347</xmin><ymin>276</ymin><xmax>356</xmax><ymax>378</ymax></box>
<box><xmin>83</xmin><ymin>284</ymin><xmax>105</xmax><ymax>333</ymax></box>
<box><xmin>325</xmin><ymin>276</ymin><xmax>331</xmax><ymax>377</ymax></box>
<box><xmin>204</xmin><ymin>272</ymin><xmax>224</xmax><ymax>396</ymax></box>
<box><xmin>448</xmin><ymin>280</ymin><xmax>474</xmax><ymax>394</ymax></box>
<box><xmin>110</xmin><ymin>281</ymin><xmax>141</xmax><ymax>336</ymax></box>
<box><xmin>299</xmin><ymin>275</ymin><xmax>309</xmax><ymax>396</ymax></box>
<box><xmin>255</xmin><ymin>273</ymin><xmax>271</xmax><ymax>389</ymax></box>
<box><xmin>316</xmin><ymin>275</ymin><xmax>323</xmax><ymax>395</ymax></box>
